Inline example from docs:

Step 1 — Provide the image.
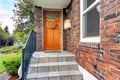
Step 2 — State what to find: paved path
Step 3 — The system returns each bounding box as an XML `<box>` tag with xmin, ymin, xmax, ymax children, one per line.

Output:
<box><xmin>0</xmin><ymin>71</ymin><xmax>11</xmax><ymax>80</ymax></box>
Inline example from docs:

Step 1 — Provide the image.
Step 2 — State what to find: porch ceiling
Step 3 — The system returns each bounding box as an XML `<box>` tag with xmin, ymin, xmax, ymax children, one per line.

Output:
<box><xmin>30</xmin><ymin>0</ymin><xmax>71</xmax><ymax>9</ymax></box>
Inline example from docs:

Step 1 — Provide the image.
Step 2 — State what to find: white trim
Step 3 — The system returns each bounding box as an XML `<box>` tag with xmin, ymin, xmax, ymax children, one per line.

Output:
<box><xmin>30</xmin><ymin>0</ymin><xmax>71</xmax><ymax>9</ymax></box>
<box><xmin>42</xmin><ymin>8</ymin><xmax>44</xmax><ymax>50</ymax></box>
<box><xmin>81</xmin><ymin>36</ymin><xmax>100</xmax><ymax>43</ymax></box>
<box><xmin>61</xmin><ymin>9</ymin><xmax>64</xmax><ymax>53</ymax></box>
<box><xmin>78</xmin><ymin>65</ymin><xmax>98</xmax><ymax>80</ymax></box>
<box><xmin>80</xmin><ymin>0</ymin><xmax>100</xmax><ymax>43</ymax></box>
<box><xmin>82</xmin><ymin>0</ymin><xmax>100</xmax><ymax>15</ymax></box>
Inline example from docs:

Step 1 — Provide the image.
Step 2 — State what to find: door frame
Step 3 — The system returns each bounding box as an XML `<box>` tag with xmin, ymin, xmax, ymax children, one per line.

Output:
<box><xmin>42</xmin><ymin>8</ymin><xmax>63</xmax><ymax>52</ymax></box>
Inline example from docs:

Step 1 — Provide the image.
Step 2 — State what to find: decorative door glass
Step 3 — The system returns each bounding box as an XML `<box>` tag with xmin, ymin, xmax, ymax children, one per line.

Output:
<box><xmin>46</xmin><ymin>12</ymin><xmax>59</xmax><ymax>19</ymax></box>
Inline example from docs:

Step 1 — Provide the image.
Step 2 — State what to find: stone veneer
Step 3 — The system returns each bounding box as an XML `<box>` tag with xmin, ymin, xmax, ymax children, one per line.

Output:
<box><xmin>34</xmin><ymin>6</ymin><xmax>42</xmax><ymax>51</ymax></box>
<box><xmin>64</xmin><ymin>0</ymin><xmax>120</xmax><ymax>80</ymax></box>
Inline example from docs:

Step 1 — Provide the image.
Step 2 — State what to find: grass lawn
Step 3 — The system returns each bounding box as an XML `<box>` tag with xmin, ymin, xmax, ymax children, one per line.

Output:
<box><xmin>0</xmin><ymin>54</ymin><xmax>10</xmax><ymax>73</ymax></box>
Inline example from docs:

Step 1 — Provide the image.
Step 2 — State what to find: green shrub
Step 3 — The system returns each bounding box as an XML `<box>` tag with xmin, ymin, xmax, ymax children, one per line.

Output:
<box><xmin>3</xmin><ymin>51</ymin><xmax>21</xmax><ymax>75</ymax></box>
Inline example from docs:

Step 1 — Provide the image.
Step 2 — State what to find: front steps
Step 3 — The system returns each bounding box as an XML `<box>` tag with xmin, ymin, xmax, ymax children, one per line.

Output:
<box><xmin>26</xmin><ymin>51</ymin><xmax>83</xmax><ymax>80</ymax></box>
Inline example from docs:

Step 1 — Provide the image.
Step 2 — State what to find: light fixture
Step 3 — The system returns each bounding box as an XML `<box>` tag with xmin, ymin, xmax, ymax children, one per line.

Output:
<box><xmin>64</xmin><ymin>19</ymin><xmax>71</xmax><ymax>29</ymax></box>
<box><xmin>96</xmin><ymin>5</ymin><xmax>100</xmax><ymax>12</ymax></box>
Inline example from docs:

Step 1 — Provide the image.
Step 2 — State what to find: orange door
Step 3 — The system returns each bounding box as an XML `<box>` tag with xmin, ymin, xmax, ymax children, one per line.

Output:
<box><xmin>44</xmin><ymin>10</ymin><xmax>61</xmax><ymax>50</ymax></box>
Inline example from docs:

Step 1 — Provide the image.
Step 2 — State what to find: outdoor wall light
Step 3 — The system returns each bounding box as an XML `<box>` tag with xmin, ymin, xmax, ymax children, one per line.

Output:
<box><xmin>66</xmin><ymin>9</ymin><xmax>68</xmax><ymax>14</ymax></box>
<box><xmin>64</xmin><ymin>19</ymin><xmax>71</xmax><ymax>29</ymax></box>
<box><xmin>96</xmin><ymin>5</ymin><xmax>100</xmax><ymax>12</ymax></box>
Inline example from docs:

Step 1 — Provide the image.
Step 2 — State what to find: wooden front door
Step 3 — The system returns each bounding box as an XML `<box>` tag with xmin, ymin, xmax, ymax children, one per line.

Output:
<box><xmin>44</xmin><ymin>10</ymin><xmax>61</xmax><ymax>50</ymax></box>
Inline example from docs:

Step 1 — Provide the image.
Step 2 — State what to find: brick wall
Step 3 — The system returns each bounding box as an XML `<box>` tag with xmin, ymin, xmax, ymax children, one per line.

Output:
<box><xmin>34</xmin><ymin>6</ymin><xmax>42</xmax><ymax>51</ymax></box>
<box><xmin>63</xmin><ymin>29</ymin><xmax>67</xmax><ymax>50</ymax></box>
<box><xmin>100</xmin><ymin>0</ymin><xmax>120</xmax><ymax>79</ymax></box>
<box><xmin>64</xmin><ymin>0</ymin><xmax>120</xmax><ymax>80</ymax></box>
<box><xmin>64</xmin><ymin>0</ymin><xmax>80</xmax><ymax>54</ymax></box>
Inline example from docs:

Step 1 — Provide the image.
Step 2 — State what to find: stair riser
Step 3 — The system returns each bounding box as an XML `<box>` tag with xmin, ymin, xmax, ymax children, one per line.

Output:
<box><xmin>30</xmin><ymin>56</ymin><xmax>75</xmax><ymax>63</ymax></box>
<box><xmin>27</xmin><ymin>75</ymin><xmax>83</xmax><ymax>80</ymax></box>
<box><xmin>28</xmin><ymin>65</ymin><xmax>78</xmax><ymax>74</ymax></box>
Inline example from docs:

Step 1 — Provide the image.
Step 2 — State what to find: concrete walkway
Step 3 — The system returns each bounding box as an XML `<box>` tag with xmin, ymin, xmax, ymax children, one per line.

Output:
<box><xmin>0</xmin><ymin>71</ymin><xmax>11</xmax><ymax>80</ymax></box>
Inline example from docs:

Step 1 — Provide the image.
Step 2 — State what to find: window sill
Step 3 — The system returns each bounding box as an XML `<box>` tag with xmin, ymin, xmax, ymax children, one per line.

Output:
<box><xmin>80</xmin><ymin>36</ymin><xmax>100</xmax><ymax>43</ymax></box>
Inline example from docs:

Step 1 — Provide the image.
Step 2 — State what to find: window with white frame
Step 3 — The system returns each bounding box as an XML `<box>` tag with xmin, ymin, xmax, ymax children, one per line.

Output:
<box><xmin>80</xmin><ymin>0</ymin><xmax>100</xmax><ymax>42</ymax></box>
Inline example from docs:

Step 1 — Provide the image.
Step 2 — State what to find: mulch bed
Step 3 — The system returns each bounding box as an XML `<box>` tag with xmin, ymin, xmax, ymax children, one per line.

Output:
<box><xmin>9</xmin><ymin>75</ymin><xmax>19</xmax><ymax>80</ymax></box>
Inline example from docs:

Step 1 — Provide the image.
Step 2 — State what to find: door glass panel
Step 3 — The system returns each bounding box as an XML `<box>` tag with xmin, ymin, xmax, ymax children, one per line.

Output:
<box><xmin>46</xmin><ymin>12</ymin><xmax>59</xmax><ymax>19</ymax></box>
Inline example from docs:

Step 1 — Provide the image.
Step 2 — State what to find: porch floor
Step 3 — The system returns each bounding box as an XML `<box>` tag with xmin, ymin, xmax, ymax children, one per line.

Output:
<box><xmin>26</xmin><ymin>51</ymin><xmax>83</xmax><ymax>80</ymax></box>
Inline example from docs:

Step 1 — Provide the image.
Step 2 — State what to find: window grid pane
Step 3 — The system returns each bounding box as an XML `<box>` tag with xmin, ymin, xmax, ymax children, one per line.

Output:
<box><xmin>82</xmin><ymin>0</ymin><xmax>100</xmax><ymax>15</ymax></box>
<box><xmin>85</xmin><ymin>6</ymin><xmax>100</xmax><ymax>37</ymax></box>
<box><xmin>82</xmin><ymin>0</ymin><xmax>100</xmax><ymax>38</ymax></box>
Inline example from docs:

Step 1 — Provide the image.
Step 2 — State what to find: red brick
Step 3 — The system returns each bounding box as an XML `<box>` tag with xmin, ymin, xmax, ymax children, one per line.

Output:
<box><xmin>111</xmin><ymin>5</ymin><xmax>120</xmax><ymax>15</ymax></box>
<box><xmin>63</xmin><ymin>0</ymin><xmax>120</xmax><ymax>80</ymax></box>
<box><xmin>116</xmin><ymin>22</ymin><xmax>120</xmax><ymax>27</ymax></box>
<box><xmin>110</xmin><ymin>49</ymin><xmax>120</xmax><ymax>55</ymax></box>
<box><xmin>116</xmin><ymin>0</ymin><xmax>120</xmax><ymax>4</ymax></box>
<box><xmin>112</xmin><ymin>69</ymin><xmax>120</xmax><ymax>75</ymax></box>
<box><xmin>109</xmin><ymin>60</ymin><xmax>120</xmax><ymax>66</ymax></box>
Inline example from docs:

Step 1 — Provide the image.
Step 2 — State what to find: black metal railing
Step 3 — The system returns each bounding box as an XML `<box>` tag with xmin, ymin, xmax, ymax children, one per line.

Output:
<box><xmin>22</xmin><ymin>30</ymin><xmax>36</xmax><ymax>80</ymax></box>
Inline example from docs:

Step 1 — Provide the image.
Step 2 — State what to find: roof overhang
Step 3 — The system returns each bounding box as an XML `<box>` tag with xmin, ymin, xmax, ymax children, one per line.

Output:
<box><xmin>30</xmin><ymin>0</ymin><xmax>71</xmax><ymax>9</ymax></box>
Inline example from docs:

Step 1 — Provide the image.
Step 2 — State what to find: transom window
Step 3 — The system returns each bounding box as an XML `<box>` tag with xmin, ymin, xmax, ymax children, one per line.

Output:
<box><xmin>80</xmin><ymin>0</ymin><xmax>100</xmax><ymax>42</ymax></box>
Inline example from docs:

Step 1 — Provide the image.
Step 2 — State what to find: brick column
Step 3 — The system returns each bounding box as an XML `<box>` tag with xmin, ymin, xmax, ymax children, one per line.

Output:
<box><xmin>34</xmin><ymin>6</ymin><xmax>43</xmax><ymax>51</ymax></box>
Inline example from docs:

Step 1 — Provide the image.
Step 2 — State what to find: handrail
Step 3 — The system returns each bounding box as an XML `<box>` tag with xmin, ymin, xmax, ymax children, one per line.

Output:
<box><xmin>22</xmin><ymin>30</ymin><xmax>36</xmax><ymax>80</ymax></box>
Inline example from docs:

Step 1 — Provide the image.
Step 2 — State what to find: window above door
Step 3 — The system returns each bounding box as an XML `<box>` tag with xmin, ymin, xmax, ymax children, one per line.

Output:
<box><xmin>80</xmin><ymin>0</ymin><xmax>100</xmax><ymax>43</ymax></box>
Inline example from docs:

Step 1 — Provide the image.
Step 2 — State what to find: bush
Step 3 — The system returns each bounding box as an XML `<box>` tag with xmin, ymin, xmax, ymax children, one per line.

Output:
<box><xmin>0</xmin><ymin>34</ymin><xmax>14</xmax><ymax>47</ymax></box>
<box><xmin>3</xmin><ymin>51</ymin><xmax>21</xmax><ymax>75</ymax></box>
<box><xmin>6</xmin><ymin>37</ymin><xmax>14</xmax><ymax>46</ymax></box>
<box><xmin>0</xmin><ymin>35</ymin><xmax>5</xmax><ymax>47</ymax></box>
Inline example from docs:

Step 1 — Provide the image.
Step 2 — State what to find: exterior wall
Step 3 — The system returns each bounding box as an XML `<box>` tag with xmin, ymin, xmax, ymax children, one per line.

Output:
<box><xmin>64</xmin><ymin>0</ymin><xmax>80</xmax><ymax>54</ymax></box>
<box><xmin>63</xmin><ymin>29</ymin><xmax>67</xmax><ymax>50</ymax></box>
<box><xmin>64</xmin><ymin>0</ymin><xmax>120</xmax><ymax>80</ymax></box>
<box><xmin>100</xmin><ymin>0</ymin><xmax>120</xmax><ymax>79</ymax></box>
<box><xmin>34</xmin><ymin>6</ymin><xmax>43</xmax><ymax>51</ymax></box>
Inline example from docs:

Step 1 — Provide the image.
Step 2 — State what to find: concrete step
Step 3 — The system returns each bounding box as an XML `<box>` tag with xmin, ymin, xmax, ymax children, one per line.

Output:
<box><xmin>30</xmin><ymin>52</ymin><xmax>75</xmax><ymax>63</ymax></box>
<box><xmin>32</xmin><ymin>51</ymin><xmax>74</xmax><ymax>57</ymax></box>
<box><xmin>26</xmin><ymin>70</ymin><xmax>83</xmax><ymax>80</ymax></box>
<box><xmin>27</xmin><ymin>51</ymin><xmax>83</xmax><ymax>80</ymax></box>
<box><xmin>28</xmin><ymin>61</ymin><xmax>79</xmax><ymax>74</ymax></box>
